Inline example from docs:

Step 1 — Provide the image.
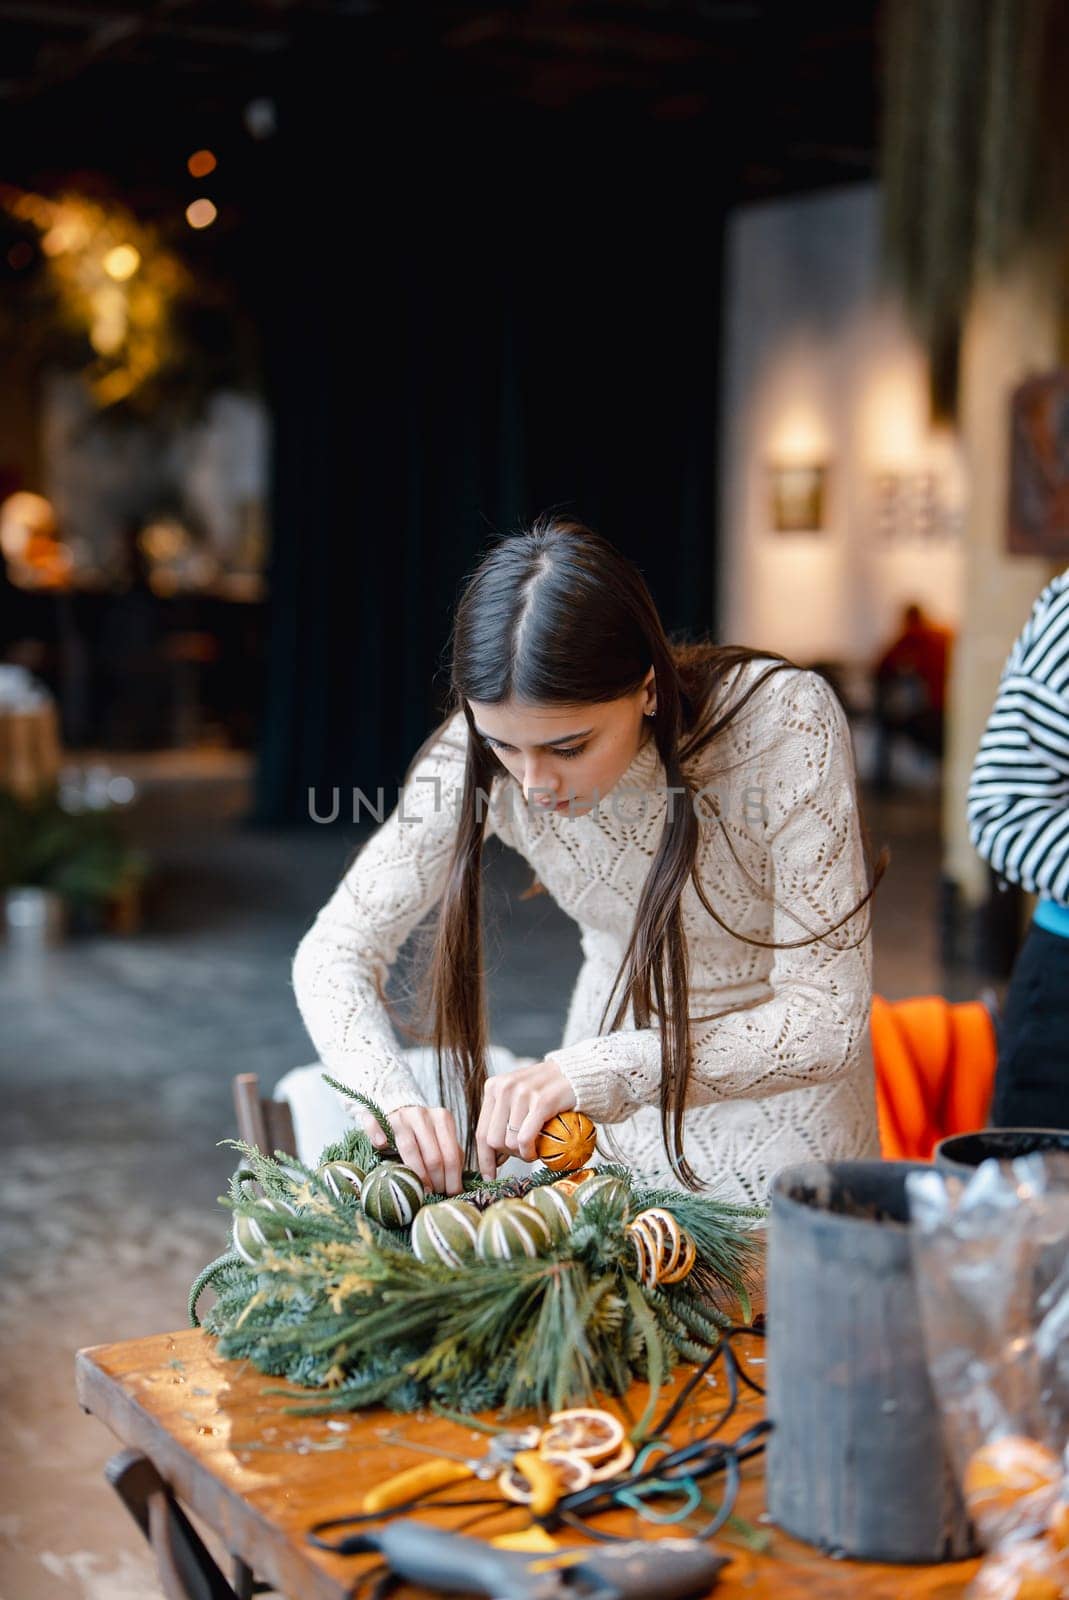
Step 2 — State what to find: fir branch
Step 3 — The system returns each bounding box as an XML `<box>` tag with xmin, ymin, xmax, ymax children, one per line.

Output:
<box><xmin>216</xmin><ymin>1139</ymin><xmax>317</xmax><ymax>1204</ymax></box>
<box><xmin>227</xmin><ymin>1167</ymin><xmax>260</xmax><ymax>1203</ymax></box>
<box><xmin>317</xmin><ymin>1125</ymin><xmax>378</xmax><ymax>1173</ymax></box>
<box><xmin>428</xmin><ymin>1404</ymin><xmax>510</xmax><ymax>1435</ymax></box>
<box><xmin>319</xmin><ymin>1078</ymin><xmax>395</xmax><ymax>1146</ymax></box>
<box><xmin>669</xmin><ymin>1290</ymin><xmax>732</xmax><ymax>1344</ymax></box>
<box><xmin>719</xmin><ymin>1512</ymin><xmax>774</xmax><ymax>1554</ymax></box>
<box><xmin>453</xmin><ymin>1173</ymin><xmax>533</xmax><ymax>1208</ymax></box>
<box><xmin>623</xmin><ymin>1275</ymin><xmax>668</xmax><ymax>1443</ymax></box>
<box><xmin>189</xmin><ymin>1252</ymin><xmax>242</xmax><ymax>1327</ymax></box>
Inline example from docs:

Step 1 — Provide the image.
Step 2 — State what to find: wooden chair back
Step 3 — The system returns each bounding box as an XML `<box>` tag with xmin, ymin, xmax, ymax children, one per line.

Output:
<box><xmin>232</xmin><ymin>1073</ymin><xmax>297</xmax><ymax>1159</ymax></box>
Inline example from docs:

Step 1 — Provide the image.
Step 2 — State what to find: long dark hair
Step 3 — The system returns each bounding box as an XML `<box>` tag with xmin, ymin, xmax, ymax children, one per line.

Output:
<box><xmin>389</xmin><ymin>515</ymin><xmax>884</xmax><ymax>1187</ymax></box>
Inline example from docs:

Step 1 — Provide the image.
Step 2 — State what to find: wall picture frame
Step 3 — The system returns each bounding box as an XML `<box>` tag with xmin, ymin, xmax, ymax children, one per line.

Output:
<box><xmin>1008</xmin><ymin>370</ymin><xmax>1069</xmax><ymax>557</ymax></box>
<box><xmin>769</xmin><ymin>462</ymin><xmax>828</xmax><ymax>533</ymax></box>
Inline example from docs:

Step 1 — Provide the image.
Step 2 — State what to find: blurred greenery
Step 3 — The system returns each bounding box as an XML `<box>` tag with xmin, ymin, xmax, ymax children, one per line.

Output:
<box><xmin>0</xmin><ymin>787</ymin><xmax>147</xmax><ymax>910</ymax></box>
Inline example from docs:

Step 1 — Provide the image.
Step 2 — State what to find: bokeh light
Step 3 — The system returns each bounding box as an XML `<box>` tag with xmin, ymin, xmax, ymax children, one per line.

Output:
<box><xmin>185</xmin><ymin>198</ymin><xmax>218</xmax><ymax>230</ymax></box>
<box><xmin>0</xmin><ymin>184</ymin><xmax>189</xmax><ymax>406</ymax></box>
<box><xmin>102</xmin><ymin>243</ymin><xmax>141</xmax><ymax>281</ymax></box>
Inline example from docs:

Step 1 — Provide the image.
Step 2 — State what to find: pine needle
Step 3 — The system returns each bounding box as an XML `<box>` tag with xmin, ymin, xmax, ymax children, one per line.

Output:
<box><xmin>319</xmin><ymin>1078</ymin><xmax>395</xmax><ymax>1145</ymax></box>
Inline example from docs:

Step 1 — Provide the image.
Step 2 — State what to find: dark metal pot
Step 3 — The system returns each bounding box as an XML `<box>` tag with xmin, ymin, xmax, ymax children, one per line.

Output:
<box><xmin>934</xmin><ymin>1128</ymin><xmax>1069</xmax><ymax>1180</ymax></box>
<box><xmin>766</xmin><ymin>1160</ymin><xmax>977</xmax><ymax>1564</ymax></box>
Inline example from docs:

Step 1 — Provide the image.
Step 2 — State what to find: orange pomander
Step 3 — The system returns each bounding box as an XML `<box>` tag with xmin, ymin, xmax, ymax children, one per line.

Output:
<box><xmin>963</xmin><ymin>1436</ymin><xmax>1062</xmax><ymax>1543</ymax></box>
<box><xmin>1048</xmin><ymin>1500</ymin><xmax>1069</xmax><ymax>1552</ymax></box>
<box><xmin>535</xmin><ymin>1111</ymin><xmax>597</xmax><ymax>1174</ymax></box>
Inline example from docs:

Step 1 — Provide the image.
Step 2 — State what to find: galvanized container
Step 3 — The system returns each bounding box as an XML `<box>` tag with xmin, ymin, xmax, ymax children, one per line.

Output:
<box><xmin>766</xmin><ymin>1160</ymin><xmax>977</xmax><ymax>1563</ymax></box>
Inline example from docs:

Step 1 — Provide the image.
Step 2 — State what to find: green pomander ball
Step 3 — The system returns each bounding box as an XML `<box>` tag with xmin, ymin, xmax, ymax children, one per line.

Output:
<box><xmin>231</xmin><ymin>1198</ymin><xmax>295</xmax><ymax>1264</ymax></box>
<box><xmin>574</xmin><ymin>1173</ymin><xmax>631</xmax><ymax>1218</ymax></box>
<box><xmin>526</xmin><ymin>1183</ymin><xmax>576</xmax><ymax>1241</ymax></box>
<box><xmin>410</xmin><ymin>1200</ymin><xmax>480</xmax><ymax>1267</ymax></box>
<box><xmin>476</xmin><ymin>1198</ymin><xmax>552</xmax><ymax>1261</ymax></box>
<box><xmin>360</xmin><ymin>1163</ymin><xmax>426</xmax><ymax>1228</ymax></box>
<box><xmin>318</xmin><ymin>1160</ymin><xmax>365</xmax><ymax>1200</ymax></box>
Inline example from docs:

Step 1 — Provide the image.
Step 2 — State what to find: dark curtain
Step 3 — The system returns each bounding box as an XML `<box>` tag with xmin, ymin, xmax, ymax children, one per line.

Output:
<box><xmin>254</xmin><ymin>63</ymin><xmax>724</xmax><ymax>823</ymax></box>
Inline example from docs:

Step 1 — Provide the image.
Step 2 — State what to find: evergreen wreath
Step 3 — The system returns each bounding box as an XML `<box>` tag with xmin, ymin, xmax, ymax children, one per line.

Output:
<box><xmin>190</xmin><ymin>1084</ymin><xmax>765</xmax><ymax>1422</ymax></box>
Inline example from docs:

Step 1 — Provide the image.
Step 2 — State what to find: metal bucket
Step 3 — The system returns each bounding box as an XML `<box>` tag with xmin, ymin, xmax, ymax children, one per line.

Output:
<box><xmin>934</xmin><ymin>1128</ymin><xmax>1069</xmax><ymax>1180</ymax></box>
<box><xmin>766</xmin><ymin>1160</ymin><xmax>977</xmax><ymax>1563</ymax></box>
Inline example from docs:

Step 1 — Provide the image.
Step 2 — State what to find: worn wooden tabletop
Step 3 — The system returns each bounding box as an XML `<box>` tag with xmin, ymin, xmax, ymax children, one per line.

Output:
<box><xmin>75</xmin><ymin>1328</ymin><xmax>980</xmax><ymax>1599</ymax></box>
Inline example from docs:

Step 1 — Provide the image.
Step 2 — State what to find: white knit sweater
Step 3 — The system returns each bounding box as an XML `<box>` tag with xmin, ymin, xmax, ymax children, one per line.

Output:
<box><xmin>291</xmin><ymin>662</ymin><xmax>878</xmax><ymax>1204</ymax></box>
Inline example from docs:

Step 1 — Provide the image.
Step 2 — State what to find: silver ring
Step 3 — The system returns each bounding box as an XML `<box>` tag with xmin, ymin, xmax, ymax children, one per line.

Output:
<box><xmin>506</xmin><ymin>1123</ymin><xmax>520</xmax><ymax>1133</ymax></box>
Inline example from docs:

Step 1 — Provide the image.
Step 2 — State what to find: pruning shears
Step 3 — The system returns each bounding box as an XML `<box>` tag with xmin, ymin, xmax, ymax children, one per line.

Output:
<box><xmin>364</xmin><ymin>1427</ymin><xmax>544</xmax><ymax>1514</ymax></box>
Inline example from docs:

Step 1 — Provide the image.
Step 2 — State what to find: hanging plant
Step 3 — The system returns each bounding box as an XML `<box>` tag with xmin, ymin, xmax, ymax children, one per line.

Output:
<box><xmin>881</xmin><ymin>0</ymin><xmax>1069</xmax><ymax>416</ymax></box>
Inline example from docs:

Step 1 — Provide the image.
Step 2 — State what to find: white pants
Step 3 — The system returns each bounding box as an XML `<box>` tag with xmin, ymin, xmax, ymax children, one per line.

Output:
<box><xmin>272</xmin><ymin>1044</ymin><xmax>537</xmax><ymax>1177</ymax></box>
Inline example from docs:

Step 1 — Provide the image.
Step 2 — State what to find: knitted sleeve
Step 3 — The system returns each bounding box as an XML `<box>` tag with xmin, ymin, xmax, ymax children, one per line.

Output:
<box><xmin>544</xmin><ymin>669</ymin><xmax>874</xmax><ymax>1122</ymax></box>
<box><xmin>291</xmin><ymin>708</ymin><xmax>484</xmax><ymax>1118</ymax></box>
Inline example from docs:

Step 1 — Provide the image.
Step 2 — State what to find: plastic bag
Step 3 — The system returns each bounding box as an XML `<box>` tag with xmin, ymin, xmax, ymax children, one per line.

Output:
<box><xmin>907</xmin><ymin>1154</ymin><xmax>1069</xmax><ymax>1598</ymax></box>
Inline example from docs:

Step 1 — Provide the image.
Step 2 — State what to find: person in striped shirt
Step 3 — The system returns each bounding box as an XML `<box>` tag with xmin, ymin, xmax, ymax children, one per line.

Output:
<box><xmin>967</xmin><ymin>569</ymin><xmax>1069</xmax><ymax>1129</ymax></box>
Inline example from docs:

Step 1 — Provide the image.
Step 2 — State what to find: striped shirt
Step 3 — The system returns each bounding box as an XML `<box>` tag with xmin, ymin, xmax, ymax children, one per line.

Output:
<box><xmin>967</xmin><ymin>569</ymin><xmax>1069</xmax><ymax>904</ymax></box>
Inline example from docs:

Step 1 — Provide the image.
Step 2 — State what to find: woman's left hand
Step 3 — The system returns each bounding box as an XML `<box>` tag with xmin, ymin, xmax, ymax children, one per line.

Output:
<box><xmin>476</xmin><ymin>1060</ymin><xmax>577</xmax><ymax>1180</ymax></box>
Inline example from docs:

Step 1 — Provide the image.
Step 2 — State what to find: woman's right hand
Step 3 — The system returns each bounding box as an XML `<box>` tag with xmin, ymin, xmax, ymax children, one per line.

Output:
<box><xmin>360</xmin><ymin>1104</ymin><xmax>465</xmax><ymax>1196</ymax></box>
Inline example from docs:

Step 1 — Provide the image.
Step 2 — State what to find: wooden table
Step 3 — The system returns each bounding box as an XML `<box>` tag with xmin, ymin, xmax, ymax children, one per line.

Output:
<box><xmin>76</xmin><ymin>1329</ymin><xmax>980</xmax><ymax>1600</ymax></box>
<box><xmin>0</xmin><ymin>696</ymin><xmax>60</xmax><ymax>798</ymax></box>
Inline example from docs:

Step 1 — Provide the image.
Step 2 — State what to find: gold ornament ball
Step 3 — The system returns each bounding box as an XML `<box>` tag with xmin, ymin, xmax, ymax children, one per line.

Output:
<box><xmin>535</xmin><ymin>1111</ymin><xmax>597</xmax><ymax>1174</ymax></box>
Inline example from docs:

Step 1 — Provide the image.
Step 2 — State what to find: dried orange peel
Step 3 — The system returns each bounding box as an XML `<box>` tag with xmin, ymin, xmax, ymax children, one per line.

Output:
<box><xmin>499</xmin><ymin>1452</ymin><xmax>568</xmax><ymax>1514</ymax></box>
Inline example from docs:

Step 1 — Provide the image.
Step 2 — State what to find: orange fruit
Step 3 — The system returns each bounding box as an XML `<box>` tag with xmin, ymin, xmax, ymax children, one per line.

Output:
<box><xmin>963</xmin><ymin>1437</ymin><xmax>1062</xmax><ymax>1541</ymax></box>
<box><xmin>969</xmin><ymin>1539</ymin><xmax>1069</xmax><ymax>1600</ymax></box>
<box><xmin>534</xmin><ymin>1112</ymin><xmax>597</xmax><ymax>1174</ymax></box>
<box><xmin>1048</xmin><ymin>1500</ymin><xmax>1069</xmax><ymax>1552</ymax></box>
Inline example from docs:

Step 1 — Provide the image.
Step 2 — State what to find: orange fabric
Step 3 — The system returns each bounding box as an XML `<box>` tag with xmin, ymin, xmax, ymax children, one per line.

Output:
<box><xmin>870</xmin><ymin>993</ymin><xmax>998</xmax><ymax>1161</ymax></box>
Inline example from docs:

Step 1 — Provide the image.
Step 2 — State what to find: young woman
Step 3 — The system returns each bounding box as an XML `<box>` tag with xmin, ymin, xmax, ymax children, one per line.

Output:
<box><xmin>288</xmin><ymin>517</ymin><xmax>881</xmax><ymax>1205</ymax></box>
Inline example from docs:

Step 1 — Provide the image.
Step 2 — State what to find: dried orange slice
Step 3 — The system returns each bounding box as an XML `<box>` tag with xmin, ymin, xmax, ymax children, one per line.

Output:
<box><xmin>629</xmin><ymin>1227</ymin><xmax>656</xmax><ymax>1288</ymax></box>
<box><xmin>587</xmin><ymin>1441</ymin><xmax>636</xmax><ymax>1482</ymax></box>
<box><xmin>539</xmin><ymin>1408</ymin><xmax>625</xmax><ymax>1463</ymax></box>
<box><xmin>659</xmin><ymin>1230</ymin><xmax>697</xmax><ymax>1285</ymax></box>
<box><xmin>540</xmin><ymin>1453</ymin><xmax>593</xmax><ymax>1493</ymax></box>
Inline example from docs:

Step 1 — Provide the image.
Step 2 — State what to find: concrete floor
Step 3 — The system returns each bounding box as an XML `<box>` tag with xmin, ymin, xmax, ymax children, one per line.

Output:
<box><xmin>0</xmin><ymin>756</ymin><xmax>962</xmax><ymax>1599</ymax></box>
